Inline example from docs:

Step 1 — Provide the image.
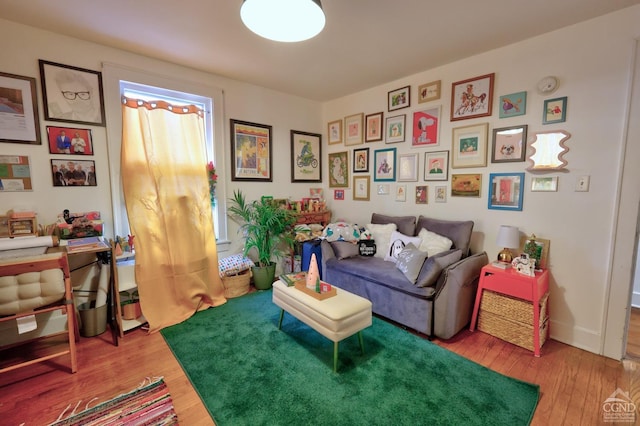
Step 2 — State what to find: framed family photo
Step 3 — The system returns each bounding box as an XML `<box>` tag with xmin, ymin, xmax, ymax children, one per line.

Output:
<box><xmin>230</xmin><ymin>119</ymin><xmax>272</xmax><ymax>181</ymax></box>
<box><xmin>412</xmin><ymin>106</ymin><xmax>440</xmax><ymax>147</ymax></box>
<box><xmin>418</xmin><ymin>80</ymin><xmax>441</xmax><ymax>103</ymax></box>
<box><xmin>328</xmin><ymin>151</ymin><xmax>349</xmax><ymax>188</ymax></box>
<box><xmin>374</xmin><ymin>148</ymin><xmax>396</xmax><ymax>182</ymax></box>
<box><xmin>344</xmin><ymin>113</ymin><xmax>364</xmax><ymax>146</ymax></box>
<box><xmin>291</xmin><ymin>130</ymin><xmax>321</xmax><ymax>182</ymax></box>
<box><xmin>365</xmin><ymin>112</ymin><xmax>383</xmax><ymax>142</ymax></box>
<box><xmin>353</xmin><ymin>147</ymin><xmax>369</xmax><ymax>173</ymax></box>
<box><xmin>327</xmin><ymin>119</ymin><xmax>343</xmax><ymax>145</ymax></box>
<box><xmin>450</xmin><ymin>73</ymin><xmax>494</xmax><ymax>121</ymax></box>
<box><xmin>385</xmin><ymin>114</ymin><xmax>405</xmax><ymax>144</ymax></box>
<box><xmin>491</xmin><ymin>125</ymin><xmax>527</xmax><ymax>163</ymax></box>
<box><xmin>388</xmin><ymin>86</ymin><xmax>410</xmax><ymax>111</ymax></box>
<box><xmin>0</xmin><ymin>72</ymin><xmax>41</xmax><ymax>145</ymax></box>
<box><xmin>51</xmin><ymin>159</ymin><xmax>97</xmax><ymax>187</ymax></box>
<box><xmin>487</xmin><ymin>172</ymin><xmax>525</xmax><ymax>211</ymax></box>
<box><xmin>424</xmin><ymin>150</ymin><xmax>449</xmax><ymax>181</ymax></box>
<box><xmin>46</xmin><ymin>126</ymin><xmax>93</xmax><ymax>155</ymax></box>
<box><xmin>452</xmin><ymin>123</ymin><xmax>488</xmax><ymax>168</ymax></box>
<box><xmin>39</xmin><ymin>60</ymin><xmax>106</xmax><ymax>126</ymax></box>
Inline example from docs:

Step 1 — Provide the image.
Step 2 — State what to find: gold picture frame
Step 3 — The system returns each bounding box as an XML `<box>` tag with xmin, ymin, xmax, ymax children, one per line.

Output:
<box><xmin>327</xmin><ymin>119</ymin><xmax>343</xmax><ymax>145</ymax></box>
<box><xmin>418</xmin><ymin>80</ymin><xmax>441</xmax><ymax>103</ymax></box>
<box><xmin>353</xmin><ymin>175</ymin><xmax>370</xmax><ymax>201</ymax></box>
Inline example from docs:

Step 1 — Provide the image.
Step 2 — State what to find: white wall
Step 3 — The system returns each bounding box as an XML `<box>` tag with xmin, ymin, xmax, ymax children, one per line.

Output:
<box><xmin>322</xmin><ymin>6</ymin><xmax>640</xmax><ymax>356</ymax></box>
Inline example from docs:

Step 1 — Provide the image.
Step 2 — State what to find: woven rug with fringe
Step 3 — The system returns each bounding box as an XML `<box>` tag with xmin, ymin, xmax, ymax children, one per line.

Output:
<box><xmin>48</xmin><ymin>376</ymin><xmax>178</xmax><ymax>425</ymax></box>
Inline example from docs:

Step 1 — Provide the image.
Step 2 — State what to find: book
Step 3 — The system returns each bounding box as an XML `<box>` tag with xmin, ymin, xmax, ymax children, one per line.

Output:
<box><xmin>491</xmin><ymin>261</ymin><xmax>512</xmax><ymax>269</ymax></box>
<box><xmin>279</xmin><ymin>271</ymin><xmax>307</xmax><ymax>287</ymax></box>
<box><xmin>65</xmin><ymin>236</ymin><xmax>110</xmax><ymax>253</ymax></box>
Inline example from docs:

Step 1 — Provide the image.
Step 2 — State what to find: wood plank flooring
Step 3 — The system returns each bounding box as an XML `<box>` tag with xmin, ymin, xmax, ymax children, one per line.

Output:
<box><xmin>627</xmin><ymin>307</ymin><xmax>640</xmax><ymax>359</ymax></box>
<box><xmin>1</xmin><ymin>316</ymin><xmax>638</xmax><ymax>425</ymax></box>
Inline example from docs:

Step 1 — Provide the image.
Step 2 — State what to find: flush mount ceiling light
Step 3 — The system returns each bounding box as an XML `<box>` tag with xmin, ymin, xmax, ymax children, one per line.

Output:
<box><xmin>240</xmin><ymin>0</ymin><xmax>326</xmax><ymax>43</ymax></box>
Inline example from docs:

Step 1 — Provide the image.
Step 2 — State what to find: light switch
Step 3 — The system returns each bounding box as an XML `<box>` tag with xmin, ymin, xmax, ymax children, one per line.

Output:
<box><xmin>575</xmin><ymin>175</ymin><xmax>590</xmax><ymax>192</ymax></box>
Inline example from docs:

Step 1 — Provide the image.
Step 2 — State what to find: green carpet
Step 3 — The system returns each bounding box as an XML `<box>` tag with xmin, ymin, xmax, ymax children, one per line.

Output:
<box><xmin>161</xmin><ymin>290</ymin><xmax>539</xmax><ymax>425</ymax></box>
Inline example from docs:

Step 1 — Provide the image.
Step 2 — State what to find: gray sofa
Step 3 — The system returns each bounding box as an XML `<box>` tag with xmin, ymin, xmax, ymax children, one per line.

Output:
<box><xmin>321</xmin><ymin>214</ymin><xmax>488</xmax><ymax>339</ymax></box>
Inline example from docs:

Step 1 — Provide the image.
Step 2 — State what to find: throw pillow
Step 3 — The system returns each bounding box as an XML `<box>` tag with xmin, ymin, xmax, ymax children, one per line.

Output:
<box><xmin>417</xmin><ymin>228</ymin><xmax>453</xmax><ymax>257</ymax></box>
<box><xmin>384</xmin><ymin>230</ymin><xmax>422</xmax><ymax>263</ymax></box>
<box><xmin>415</xmin><ymin>249</ymin><xmax>463</xmax><ymax>287</ymax></box>
<box><xmin>370</xmin><ymin>213</ymin><xmax>416</xmax><ymax>236</ymax></box>
<box><xmin>395</xmin><ymin>243</ymin><xmax>429</xmax><ymax>283</ymax></box>
<box><xmin>365</xmin><ymin>223</ymin><xmax>397</xmax><ymax>259</ymax></box>
<box><xmin>330</xmin><ymin>241</ymin><xmax>360</xmax><ymax>260</ymax></box>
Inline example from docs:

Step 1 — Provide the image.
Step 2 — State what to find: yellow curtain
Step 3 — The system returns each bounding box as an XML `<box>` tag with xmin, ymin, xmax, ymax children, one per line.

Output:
<box><xmin>121</xmin><ymin>97</ymin><xmax>226</xmax><ymax>333</ymax></box>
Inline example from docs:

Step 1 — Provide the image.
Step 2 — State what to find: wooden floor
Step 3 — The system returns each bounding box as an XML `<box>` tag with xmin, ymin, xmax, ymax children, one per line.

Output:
<box><xmin>627</xmin><ymin>307</ymin><xmax>640</xmax><ymax>359</ymax></box>
<box><xmin>1</xmin><ymin>317</ymin><xmax>638</xmax><ymax>425</ymax></box>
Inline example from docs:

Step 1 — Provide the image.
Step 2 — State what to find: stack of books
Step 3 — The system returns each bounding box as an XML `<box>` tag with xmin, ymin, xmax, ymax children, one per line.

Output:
<box><xmin>279</xmin><ymin>271</ymin><xmax>307</xmax><ymax>287</ymax></box>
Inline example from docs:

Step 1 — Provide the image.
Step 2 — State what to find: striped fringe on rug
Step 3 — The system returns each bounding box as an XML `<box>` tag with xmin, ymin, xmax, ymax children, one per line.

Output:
<box><xmin>49</xmin><ymin>377</ymin><xmax>178</xmax><ymax>426</ymax></box>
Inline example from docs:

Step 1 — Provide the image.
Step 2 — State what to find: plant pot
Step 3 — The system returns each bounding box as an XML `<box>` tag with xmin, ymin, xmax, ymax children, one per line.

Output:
<box><xmin>251</xmin><ymin>263</ymin><xmax>277</xmax><ymax>290</ymax></box>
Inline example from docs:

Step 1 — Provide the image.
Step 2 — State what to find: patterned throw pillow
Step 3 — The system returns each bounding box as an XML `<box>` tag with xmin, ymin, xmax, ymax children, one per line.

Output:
<box><xmin>395</xmin><ymin>243</ymin><xmax>429</xmax><ymax>283</ymax></box>
<box><xmin>384</xmin><ymin>230</ymin><xmax>422</xmax><ymax>263</ymax></box>
<box><xmin>218</xmin><ymin>254</ymin><xmax>254</xmax><ymax>277</ymax></box>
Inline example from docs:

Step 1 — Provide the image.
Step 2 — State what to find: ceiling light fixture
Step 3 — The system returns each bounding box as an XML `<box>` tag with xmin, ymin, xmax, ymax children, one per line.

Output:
<box><xmin>240</xmin><ymin>0</ymin><xmax>326</xmax><ymax>43</ymax></box>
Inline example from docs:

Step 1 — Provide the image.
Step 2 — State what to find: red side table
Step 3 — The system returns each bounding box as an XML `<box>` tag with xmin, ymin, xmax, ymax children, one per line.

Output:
<box><xmin>469</xmin><ymin>264</ymin><xmax>549</xmax><ymax>356</ymax></box>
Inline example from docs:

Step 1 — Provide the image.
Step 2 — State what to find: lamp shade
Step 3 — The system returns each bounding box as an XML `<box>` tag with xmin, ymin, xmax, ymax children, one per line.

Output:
<box><xmin>241</xmin><ymin>0</ymin><xmax>326</xmax><ymax>43</ymax></box>
<box><xmin>496</xmin><ymin>225</ymin><xmax>520</xmax><ymax>249</ymax></box>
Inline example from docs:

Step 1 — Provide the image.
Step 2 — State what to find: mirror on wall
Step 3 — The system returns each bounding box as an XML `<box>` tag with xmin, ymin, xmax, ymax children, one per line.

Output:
<box><xmin>526</xmin><ymin>130</ymin><xmax>571</xmax><ymax>172</ymax></box>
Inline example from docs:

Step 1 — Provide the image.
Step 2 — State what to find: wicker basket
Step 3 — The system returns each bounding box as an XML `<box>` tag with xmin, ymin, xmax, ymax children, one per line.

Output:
<box><xmin>477</xmin><ymin>290</ymin><xmax>549</xmax><ymax>352</ymax></box>
<box><xmin>222</xmin><ymin>269</ymin><xmax>251</xmax><ymax>298</ymax></box>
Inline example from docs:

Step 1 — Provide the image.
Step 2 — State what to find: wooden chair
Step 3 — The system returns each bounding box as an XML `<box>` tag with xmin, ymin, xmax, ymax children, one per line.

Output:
<box><xmin>0</xmin><ymin>252</ymin><xmax>78</xmax><ymax>373</ymax></box>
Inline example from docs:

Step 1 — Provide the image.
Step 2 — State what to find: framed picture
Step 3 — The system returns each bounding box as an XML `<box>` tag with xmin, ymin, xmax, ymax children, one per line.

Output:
<box><xmin>424</xmin><ymin>150</ymin><xmax>449</xmax><ymax>181</ymax></box>
<box><xmin>451</xmin><ymin>123</ymin><xmax>489</xmax><ymax>168</ymax></box>
<box><xmin>46</xmin><ymin>126</ymin><xmax>93</xmax><ymax>155</ymax></box>
<box><xmin>487</xmin><ymin>172</ymin><xmax>525</xmax><ymax>211</ymax></box>
<box><xmin>365</xmin><ymin>112</ymin><xmax>383</xmax><ymax>142</ymax></box>
<box><xmin>290</xmin><ymin>130</ymin><xmax>321</xmax><ymax>182</ymax></box>
<box><xmin>230</xmin><ymin>119</ymin><xmax>272</xmax><ymax>181</ymax></box>
<box><xmin>374</xmin><ymin>148</ymin><xmax>396</xmax><ymax>182</ymax></box>
<box><xmin>435</xmin><ymin>185</ymin><xmax>447</xmax><ymax>203</ymax></box>
<box><xmin>0</xmin><ymin>72</ymin><xmax>41</xmax><ymax>145</ymax></box>
<box><xmin>344</xmin><ymin>113</ymin><xmax>364</xmax><ymax>146</ymax></box>
<box><xmin>395</xmin><ymin>184</ymin><xmax>407</xmax><ymax>202</ymax></box>
<box><xmin>543</xmin><ymin>96</ymin><xmax>567</xmax><ymax>124</ymax></box>
<box><xmin>415</xmin><ymin>185</ymin><xmax>428</xmax><ymax>204</ymax></box>
<box><xmin>377</xmin><ymin>184</ymin><xmax>390</xmax><ymax>195</ymax></box>
<box><xmin>451</xmin><ymin>173</ymin><xmax>482</xmax><ymax>197</ymax></box>
<box><xmin>328</xmin><ymin>151</ymin><xmax>349</xmax><ymax>188</ymax></box>
<box><xmin>50</xmin><ymin>159</ymin><xmax>97</xmax><ymax>187</ymax></box>
<box><xmin>412</xmin><ymin>106</ymin><xmax>440</xmax><ymax>147</ymax></box>
<box><xmin>398</xmin><ymin>153</ymin><xmax>419</xmax><ymax>182</ymax></box>
<box><xmin>388</xmin><ymin>85</ymin><xmax>410</xmax><ymax>111</ymax></box>
<box><xmin>0</xmin><ymin>155</ymin><xmax>32</xmax><ymax>191</ymax></box>
<box><xmin>39</xmin><ymin>60</ymin><xmax>106</xmax><ymax>126</ymax></box>
<box><xmin>531</xmin><ymin>176</ymin><xmax>558</xmax><ymax>192</ymax></box>
<box><xmin>519</xmin><ymin>236</ymin><xmax>550</xmax><ymax>270</ymax></box>
<box><xmin>418</xmin><ymin>80</ymin><xmax>441</xmax><ymax>103</ymax></box>
<box><xmin>327</xmin><ymin>119</ymin><xmax>343</xmax><ymax>145</ymax></box>
<box><xmin>491</xmin><ymin>125</ymin><xmax>527</xmax><ymax>163</ymax></box>
<box><xmin>450</xmin><ymin>73</ymin><xmax>494</xmax><ymax>121</ymax></box>
<box><xmin>499</xmin><ymin>91</ymin><xmax>527</xmax><ymax>118</ymax></box>
<box><xmin>385</xmin><ymin>114</ymin><xmax>406</xmax><ymax>144</ymax></box>
<box><xmin>334</xmin><ymin>189</ymin><xmax>345</xmax><ymax>200</ymax></box>
<box><xmin>353</xmin><ymin>147</ymin><xmax>369</xmax><ymax>173</ymax></box>
<box><xmin>353</xmin><ymin>175</ymin><xmax>370</xmax><ymax>201</ymax></box>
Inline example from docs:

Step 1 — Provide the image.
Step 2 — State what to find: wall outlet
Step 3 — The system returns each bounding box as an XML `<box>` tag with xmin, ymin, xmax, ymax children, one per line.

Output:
<box><xmin>576</xmin><ymin>175</ymin><xmax>590</xmax><ymax>192</ymax></box>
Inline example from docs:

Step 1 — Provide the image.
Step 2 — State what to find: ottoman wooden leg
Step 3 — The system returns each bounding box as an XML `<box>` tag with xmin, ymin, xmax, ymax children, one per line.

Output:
<box><xmin>358</xmin><ymin>331</ymin><xmax>365</xmax><ymax>354</ymax></box>
<box><xmin>278</xmin><ymin>309</ymin><xmax>285</xmax><ymax>329</ymax></box>
<box><xmin>333</xmin><ymin>342</ymin><xmax>339</xmax><ymax>372</ymax></box>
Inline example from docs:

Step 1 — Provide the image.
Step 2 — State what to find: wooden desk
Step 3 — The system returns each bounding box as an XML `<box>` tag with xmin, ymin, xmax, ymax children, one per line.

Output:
<box><xmin>469</xmin><ymin>264</ymin><xmax>549</xmax><ymax>356</ymax></box>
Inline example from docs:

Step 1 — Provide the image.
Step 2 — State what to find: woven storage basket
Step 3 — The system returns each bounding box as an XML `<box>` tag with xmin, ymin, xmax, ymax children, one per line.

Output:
<box><xmin>222</xmin><ymin>269</ymin><xmax>251</xmax><ymax>298</ymax></box>
<box><xmin>477</xmin><ymin>290</ymin><xmax>549</xmax><ymax>351</ymax></box>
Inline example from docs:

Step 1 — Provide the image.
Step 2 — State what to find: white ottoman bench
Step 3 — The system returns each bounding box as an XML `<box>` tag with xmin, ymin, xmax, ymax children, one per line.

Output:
<box><xmin>272</xmin><ymin>280</ymin><xmax>372</xmax><ymax>372</ymax></box>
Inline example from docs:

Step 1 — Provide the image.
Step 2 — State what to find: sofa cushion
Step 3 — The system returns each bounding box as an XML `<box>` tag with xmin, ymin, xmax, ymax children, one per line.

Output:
<box><xmin>415</xmin><ymin>249</ymin><xmax>463</xmax><ymax>287</ymax></box>
<box><xmin>384</xmin><ymin>231</ymin><xmax>422</xmax><ymax>263</ymax></box>
<box><xmin>417</xmin><ymin>228</ymin><xmax>453</xmax><ymax>257</ymax></box>
<box><xmin>365</xmin><ymin>223</ymin><xmax>397</xmax><ymax>259</ymax></box>
<box><xmin>330</xmin><ymin>241</ymin><xmax>360</xmax><ymax>259</ymax></box>
<box><xmin>371</xmin><ymin>213</ymin><xmax>416</xmax><ymax>236</ymax></box>
<box><xmin>395</xmin><ymin>243</ymin><xmax>428</xmax><ymax>283</ymax></box>
<box><xmin>416</xmin><ymin>216</ymin><xmax>474</xmax><ymax>257</ymax></box>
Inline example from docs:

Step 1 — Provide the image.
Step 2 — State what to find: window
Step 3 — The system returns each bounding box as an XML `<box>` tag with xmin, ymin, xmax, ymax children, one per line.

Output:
<box><xmin>103</xmin><ymin>64</ymin><xmax>228</xmax><ymax>249</ymax></box>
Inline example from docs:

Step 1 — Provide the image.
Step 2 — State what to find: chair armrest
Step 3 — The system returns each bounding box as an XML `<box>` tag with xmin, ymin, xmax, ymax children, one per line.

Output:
<box><xmin>433</xmin><ymin>251</ymin><xmax>488</xmax><ymax>339</ymax></box>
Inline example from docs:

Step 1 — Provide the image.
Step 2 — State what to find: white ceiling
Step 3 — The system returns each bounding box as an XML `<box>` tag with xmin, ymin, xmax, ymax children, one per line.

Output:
<box><xmin>1</xmin><ymin>0</ymin><xmax>639</xmax><ymax>101</ymax></box>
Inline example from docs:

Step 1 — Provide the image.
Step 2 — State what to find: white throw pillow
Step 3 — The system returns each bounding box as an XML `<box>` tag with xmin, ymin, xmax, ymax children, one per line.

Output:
<box><xmin>384</xmin><ymin>230</ymin><xmax>422</xmax><ymax>263</ymax></box>
<box><xmin>418</xmin><ymin>228</ymin><xmax>453</xmax><ymax>257</ymax></box>
<box><xmin>365</xmin><ymin>223</ymin><xmax>397</xmax><ymax>259</ymax></box>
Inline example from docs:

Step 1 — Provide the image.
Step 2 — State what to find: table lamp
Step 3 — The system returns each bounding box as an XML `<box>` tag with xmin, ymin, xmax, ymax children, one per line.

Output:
<box><xmin>496</xmin><ymin>225</ymin><xmax>520</xmax><ymax>263</ymax></box>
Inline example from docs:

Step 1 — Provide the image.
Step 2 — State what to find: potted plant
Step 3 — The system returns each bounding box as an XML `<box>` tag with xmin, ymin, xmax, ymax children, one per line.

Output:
<box><xmin>228</xmin><ymin>190</ymin><xmax>297</xmax><ymax>290</ymax></box>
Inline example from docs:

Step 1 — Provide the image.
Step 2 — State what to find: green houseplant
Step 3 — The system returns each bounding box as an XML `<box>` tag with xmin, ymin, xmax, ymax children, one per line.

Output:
<box><xmin>228</xmin><ymin>190</ymin><xmax>297</xmax><ymax>290</ymax></box>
